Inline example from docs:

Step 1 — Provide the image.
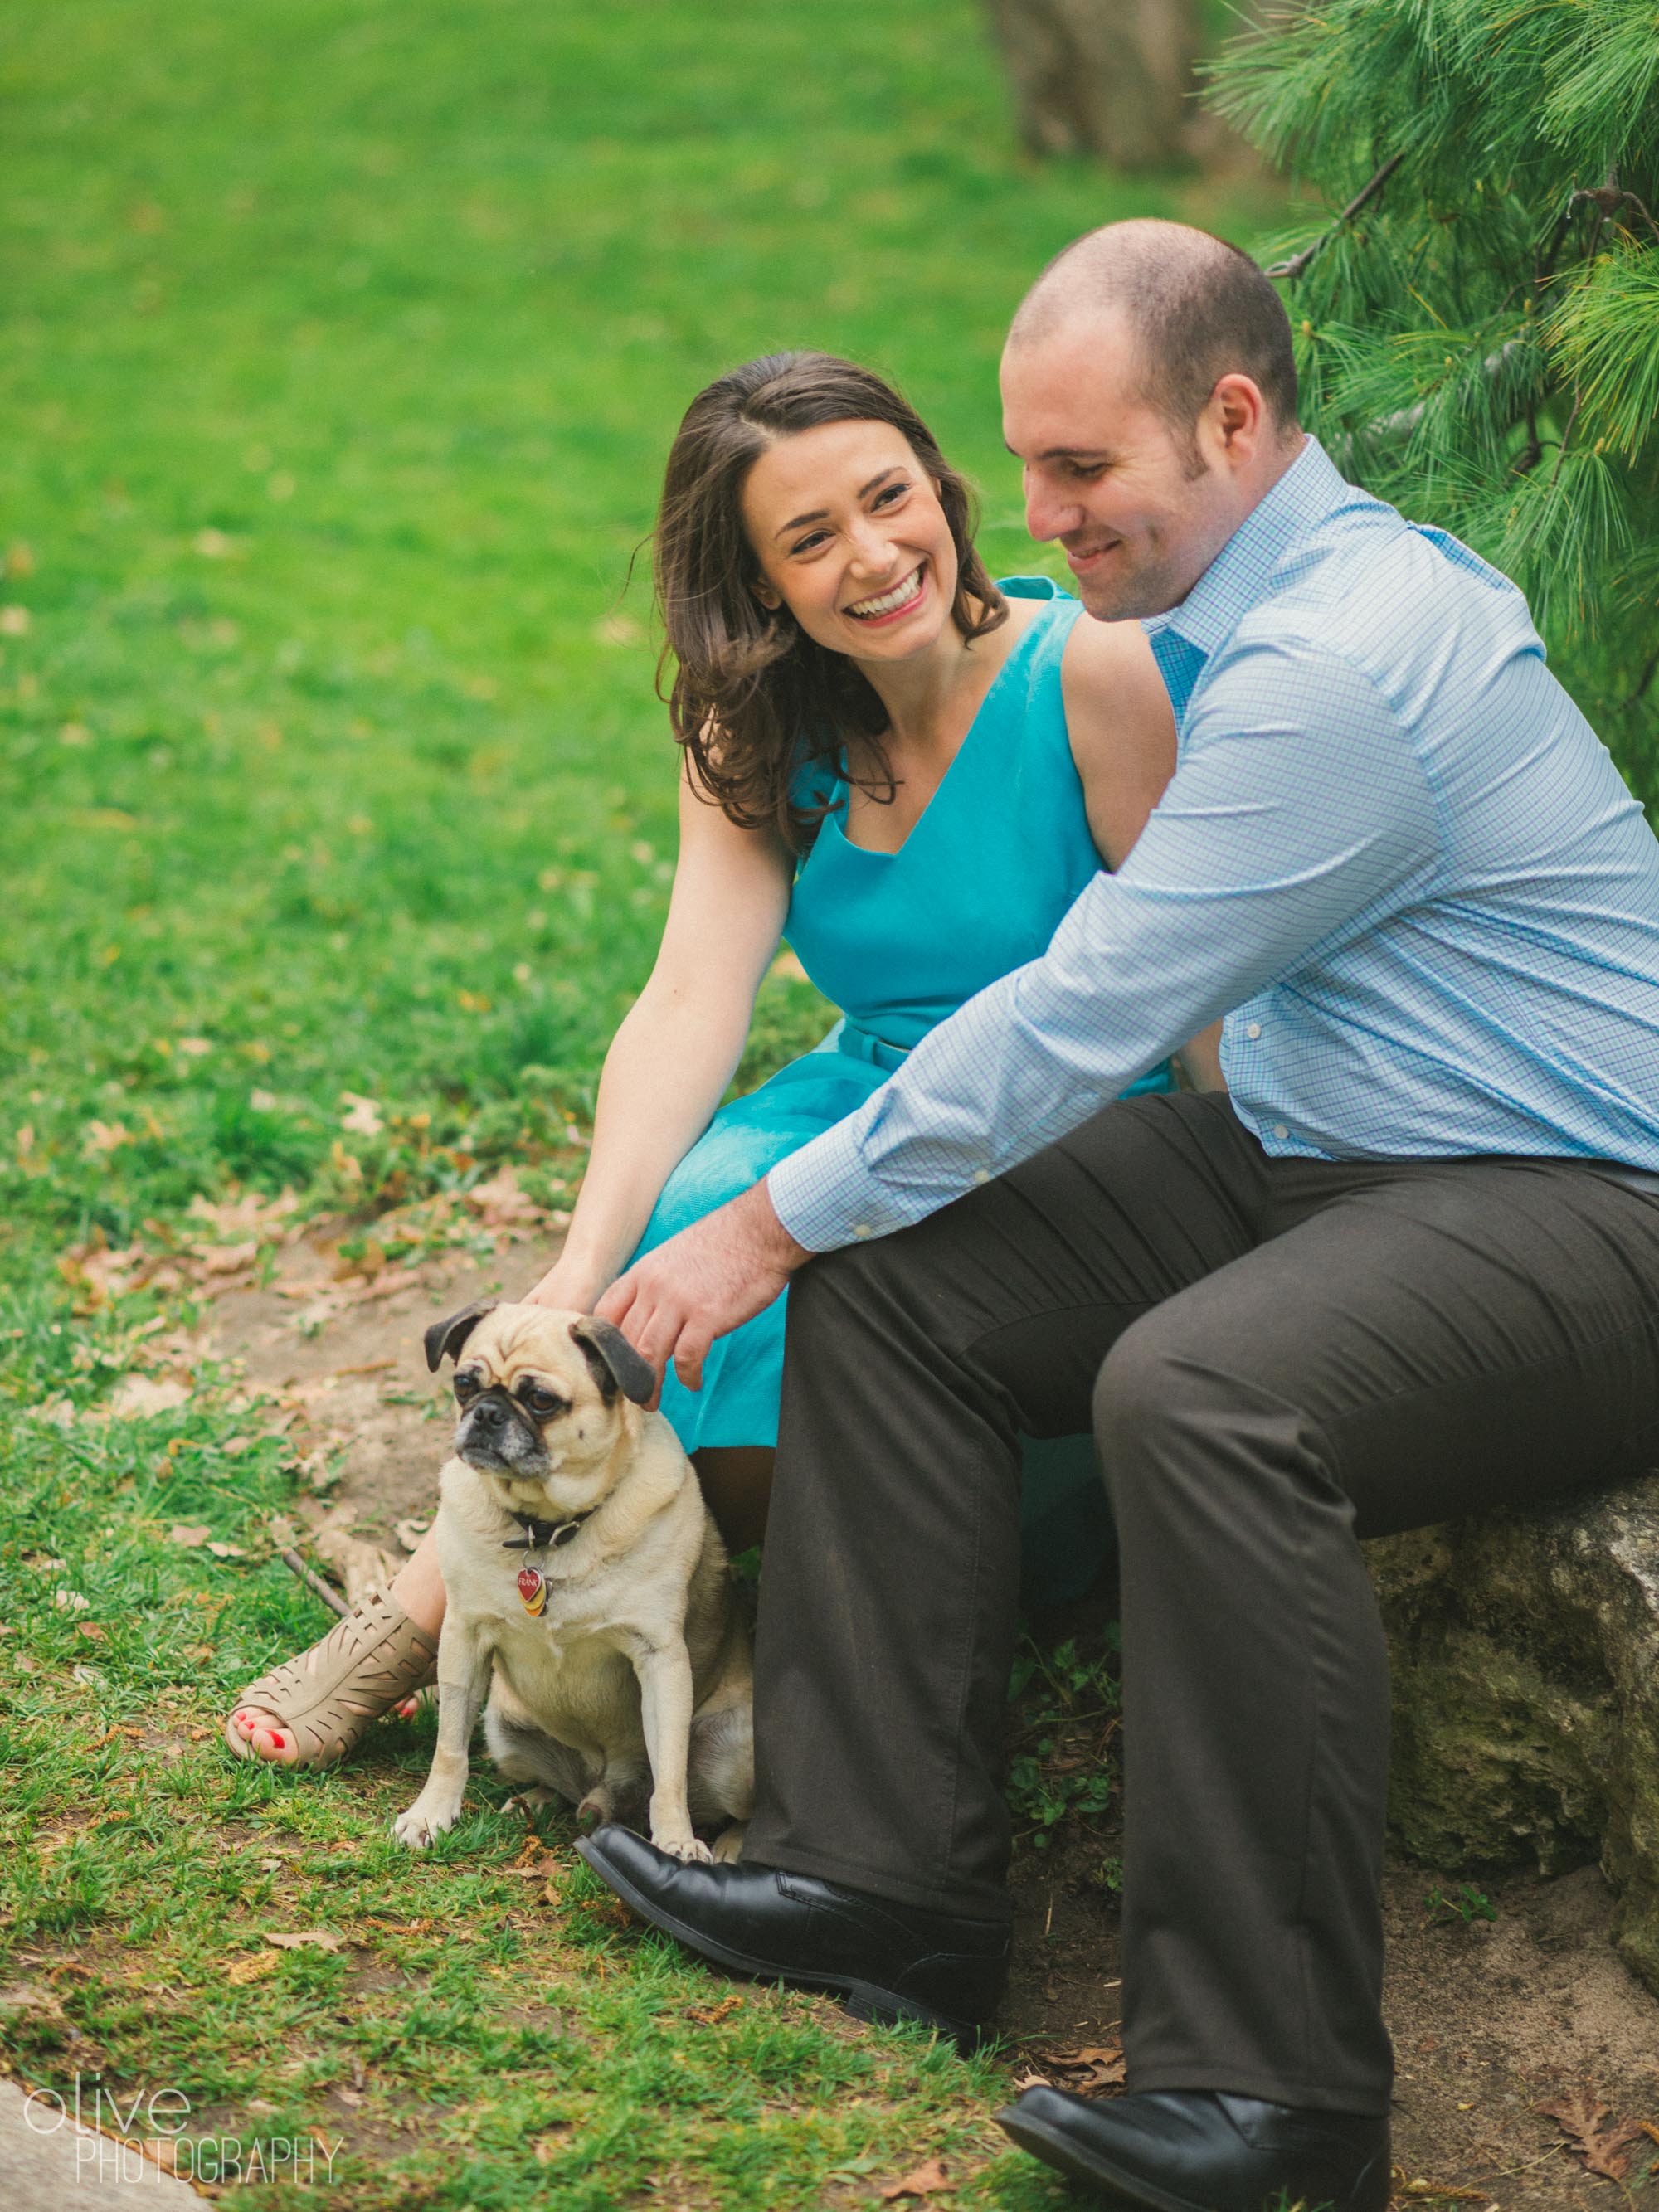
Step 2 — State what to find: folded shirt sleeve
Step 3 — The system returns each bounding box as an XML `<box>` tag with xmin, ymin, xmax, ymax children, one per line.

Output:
<box><xmin>767</xmin><ymin>635</ymin><xmax>1441</xmax><ymax>1253</ymax></box>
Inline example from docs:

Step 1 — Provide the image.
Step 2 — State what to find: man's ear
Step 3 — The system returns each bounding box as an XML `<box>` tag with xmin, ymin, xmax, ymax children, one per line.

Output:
<box><xmin>568</xmin><ymin>1315</ymin><xmax>656</xmax><ymax>1407</ymax></box>
<box><xmin>424</xmin><ymin>1300</ymin><xmax>498</xmax><ymax>1373</ymax></box>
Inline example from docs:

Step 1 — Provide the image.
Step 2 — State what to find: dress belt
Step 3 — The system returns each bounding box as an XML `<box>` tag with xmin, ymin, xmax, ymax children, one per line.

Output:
<box><xmin>831</xmin><ymin>1018</ymin><xmax>911</xmax><ymax>1074</ymax></box>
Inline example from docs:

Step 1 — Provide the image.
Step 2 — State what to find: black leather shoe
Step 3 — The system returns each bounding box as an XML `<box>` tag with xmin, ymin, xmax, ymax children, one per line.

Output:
<box><xmin>575</xmin><ymin>1825</ymin><xmax>1009</xmax><ymax>2050</ymax></box>
<box><xmin>995</xmin><ymin>2086</ymin><xmax>1391</xmax><ymax>2212</ymax></box>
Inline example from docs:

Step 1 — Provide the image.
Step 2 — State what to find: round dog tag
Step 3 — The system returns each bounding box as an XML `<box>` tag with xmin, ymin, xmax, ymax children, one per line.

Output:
<box><xmin>517</xmin><ymin>1566</ymin><xmax>547</xmax><ymax>1617</ymax></box>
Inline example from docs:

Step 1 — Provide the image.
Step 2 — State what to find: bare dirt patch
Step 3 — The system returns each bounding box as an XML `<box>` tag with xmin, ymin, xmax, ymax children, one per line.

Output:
<box><xmin>203</xmin><ymin>1226</ymin><xmax>566</xmax><ymax>1594</ymax></box>
<box><xmin>203</xmin><ymin>1230</ymin><xmax>1659</xmax><ymax>2210</ymax></box>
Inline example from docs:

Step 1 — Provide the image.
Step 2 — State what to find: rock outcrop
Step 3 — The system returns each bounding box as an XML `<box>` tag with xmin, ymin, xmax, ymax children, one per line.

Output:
<box><xmin>1370</xmin><ymin>1473</ymin><xmax>1659</xmax><ymax>1994</ymax></box>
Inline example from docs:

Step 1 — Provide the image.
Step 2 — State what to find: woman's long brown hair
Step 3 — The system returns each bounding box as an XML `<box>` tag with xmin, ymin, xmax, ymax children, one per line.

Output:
<box><xmin>654</xmin><ymin>352</ymin><xmax>1007</xmax><ymax>853</ymax></box>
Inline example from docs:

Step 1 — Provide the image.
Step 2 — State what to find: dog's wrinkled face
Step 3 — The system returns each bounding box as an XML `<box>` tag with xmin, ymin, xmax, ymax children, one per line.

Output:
<box><xmin>422</xmin><ymin>1300</ymin><xmax>654</xmax><ymax>1499</ymax></box>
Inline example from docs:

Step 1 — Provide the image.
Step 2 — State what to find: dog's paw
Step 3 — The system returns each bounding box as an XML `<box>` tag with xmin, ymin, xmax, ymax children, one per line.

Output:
<box><xmin>652</xmin><ymin>1830</ymin><xmax>714</xmax><ymax>1864</ymax></box>
<box><xmin>576</xmin><ymin>1791</ymin><xmax>614</xmax><ymax>1828</ymax></box>
<box><xmin>392</xmin><ymin>1797</ymin><xmax>460</xmax><ymax>1850</ymax></box>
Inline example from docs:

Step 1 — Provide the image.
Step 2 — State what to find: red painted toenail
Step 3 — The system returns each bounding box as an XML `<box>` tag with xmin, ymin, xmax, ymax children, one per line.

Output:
<box><xmin>270</xmin><ymin>1733</ymin><xmax>285</xmax><ymax>1748</ymax></box>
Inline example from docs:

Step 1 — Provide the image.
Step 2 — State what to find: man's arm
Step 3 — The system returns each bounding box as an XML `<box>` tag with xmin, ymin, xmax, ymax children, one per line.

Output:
<box><xmin>597</xmin><ymin>638</ymin><xmax>1439</xmax><ymax>1385</ymax></box>
<box><xmin>770</xmin><ymin>636</ymin><xmax>1439</xmax><ymax>1250</ymax></box>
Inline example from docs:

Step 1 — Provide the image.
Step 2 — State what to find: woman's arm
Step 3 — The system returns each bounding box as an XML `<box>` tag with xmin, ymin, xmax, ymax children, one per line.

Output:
<box><xmin>524</xmin><ymin>764</ymin><xmax>793</xmax><ymax>1310</ymax></box>
<box><xmin>1062</xmin><ymin>615</ymin><xmax>1226</xmax><ymax>1092</ymax></box>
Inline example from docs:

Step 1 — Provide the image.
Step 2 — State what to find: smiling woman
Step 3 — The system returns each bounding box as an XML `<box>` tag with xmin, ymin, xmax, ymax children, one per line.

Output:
<box><xmin>228</xmin><ymin>347</ymin><xmax>1205</xmax><ymax>1771</ymax></box>
<box><xmin>659</xmin><ymin>352</ymin><xmax>1010</xmax><ymax>849</ymax></box>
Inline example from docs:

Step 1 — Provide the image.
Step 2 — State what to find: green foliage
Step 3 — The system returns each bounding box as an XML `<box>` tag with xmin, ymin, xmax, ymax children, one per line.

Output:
<box><xmin>1006</xmin><ymin>1629</ymin><xmax>1122</xmax><ymax>1858</ymax></box>
<box><xmin>1208</xmin><ymin>0</ymin><xmax>1659</xmax><ymax>799</ymax></box>
<box><xmin>1425</xmin><ymin>1882</ymin><xmax>1500</xmax><ymax>1925</ymax></box>
<box><xmin>0</xmin><ymin>0</ymin><xmax>1278</xmax><ymax>1277</ymax></box>
<box><xmin>0</xmin><ymin>3</ymin><xmax>1277</xmax><ymax>2200</ymax></box>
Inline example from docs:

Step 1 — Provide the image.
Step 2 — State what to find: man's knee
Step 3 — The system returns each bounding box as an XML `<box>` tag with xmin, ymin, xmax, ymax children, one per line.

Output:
<box><xmin>1092</xmin><ymin>1307</ymin><xmax>1281</xmax><ymax>1475</ymax></box>
<box><xmin>1092</xmin><ymin>1310</ymin><xmax>1195</xmax><ymax>1472</ymax></box>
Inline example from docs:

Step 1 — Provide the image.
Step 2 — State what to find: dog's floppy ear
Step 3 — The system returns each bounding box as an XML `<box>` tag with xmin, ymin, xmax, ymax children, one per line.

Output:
<box><xmin>424</xmin><ymin>1300</ymin><xmax>498</xmax><ymax>1374</ymax></box>
<box><xmin>568</xmin><ymin>1315</ymin><xmax>655</xmax><ymax>1407</ymax></box>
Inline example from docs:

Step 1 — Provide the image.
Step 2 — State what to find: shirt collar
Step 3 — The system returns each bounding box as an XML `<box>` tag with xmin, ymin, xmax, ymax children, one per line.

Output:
<box><xmin>1141</xmin><ymin>435</ymin><xmax>1350</xmax><ymax>662</ymax></box>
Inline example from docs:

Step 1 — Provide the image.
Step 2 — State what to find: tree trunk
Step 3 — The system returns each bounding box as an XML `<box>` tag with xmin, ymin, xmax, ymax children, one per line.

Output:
<box><xmin>984</xmin><ymin>0</ymin><xmax>1204</xmax><ymax>171</ymax></box>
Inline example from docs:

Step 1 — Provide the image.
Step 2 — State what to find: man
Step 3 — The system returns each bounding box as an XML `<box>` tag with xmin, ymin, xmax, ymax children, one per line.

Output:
<box><xmin>578</xmin><ymin>220</ymin><xmax>1659</xmax><ymax>2212</ymax></box>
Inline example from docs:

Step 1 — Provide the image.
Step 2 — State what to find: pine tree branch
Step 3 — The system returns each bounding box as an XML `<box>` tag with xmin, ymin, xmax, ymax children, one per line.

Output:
<box><xmin>1515</xmin><ymin>403</ymin><xmax>1543</xmax><ymax>478</ymax></box>
<box><xmin>1537</xmin><ymin>174</ymin><xmax>1659</xmax><ymax>292</ymax></box>
<box><xmin>1618</xmin><ymin>649</ymin><xmax>1658</xmax><ymax>713</ymax></box>
<box><xmin>1564</xmin><ymin>185</ymin><xmax>1659</xmax><ymax>250</ymax></box>
<box><xmin>1548</xmin><ymin>390</ymin><xmax>1584</xmax><ymax>492</ymax></box>
<box><xmin>1367</xmin><ymin>339</ymin><xmax>1534</xmax><ymax>444</ymax></box>
<box><xmin>1265</xmin><ymin>152</ymin><xmax>1405</xmax><ymax>283</ymax></box>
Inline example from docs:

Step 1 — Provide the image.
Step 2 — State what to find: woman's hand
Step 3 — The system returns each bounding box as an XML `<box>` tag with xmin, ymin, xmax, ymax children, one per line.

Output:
<box><xmin>595</xmin><ymin>1180</ymin><xmax>810</xmax><ymax>1401</ymax></box>
<box><xmin>521</xmin><ymin>1257</ymin><xmax>606</xmax><ymax>1312</ymax></box>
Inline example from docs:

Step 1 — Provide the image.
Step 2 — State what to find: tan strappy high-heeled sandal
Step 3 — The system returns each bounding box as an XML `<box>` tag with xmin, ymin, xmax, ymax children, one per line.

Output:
<box><xmin>223</xmin><ymin>1580</ymin><xmax>440</xmax><ymax>1767</ymax></box>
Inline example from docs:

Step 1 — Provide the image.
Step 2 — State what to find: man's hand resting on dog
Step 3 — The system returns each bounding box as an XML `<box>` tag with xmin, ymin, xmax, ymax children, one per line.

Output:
<box><xmin>593</xmin><ymin>1180</ymin><xmax>810</xmax><ymax>1400</ymax></box>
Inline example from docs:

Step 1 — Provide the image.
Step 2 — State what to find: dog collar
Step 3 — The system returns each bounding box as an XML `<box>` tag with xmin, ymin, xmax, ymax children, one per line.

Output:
<box><xmin>502</xmin><ymin>1508</ymin><xmax>594</xmax><ymax>1554</ymax></box>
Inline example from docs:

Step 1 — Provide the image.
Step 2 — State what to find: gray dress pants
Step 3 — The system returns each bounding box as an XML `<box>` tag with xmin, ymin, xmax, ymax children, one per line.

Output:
<box><xmin>742</xmin><ymin>1092</ymin><xmax>1659</xmax><ymax>2115</ymax></box>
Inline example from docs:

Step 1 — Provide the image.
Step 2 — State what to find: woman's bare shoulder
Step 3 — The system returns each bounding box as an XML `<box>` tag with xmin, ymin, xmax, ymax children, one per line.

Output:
<box><xmin>1061</xmin><ymin>607</ymin><xmax>1165</xmax><ymax>703</ymax></box>
<box><xmin>1059</xmin><ymin>613</ymin><xmax>1178</xmax><ymax>867</ymax></box>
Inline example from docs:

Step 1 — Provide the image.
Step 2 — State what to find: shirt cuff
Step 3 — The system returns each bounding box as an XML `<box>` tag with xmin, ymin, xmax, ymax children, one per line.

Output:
<box><xmin>766</xmin><ymin>1120</ymin><xmax>928</xmax><ymax>1253</ymax></box>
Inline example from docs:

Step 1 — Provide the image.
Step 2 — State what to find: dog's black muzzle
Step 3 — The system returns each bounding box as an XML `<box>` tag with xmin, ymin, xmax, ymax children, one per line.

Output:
<box><xmin>456</xmin><ymin>1387</ymin><xmax>548</xmax><ymax>1476</ymax></box>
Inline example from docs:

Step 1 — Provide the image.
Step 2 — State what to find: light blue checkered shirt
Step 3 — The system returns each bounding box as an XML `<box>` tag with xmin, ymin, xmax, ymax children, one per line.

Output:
<box><xmin>769</xmin><ymin>436</ymin><xmax>1659</xmax><ymax>1252</ymax></box>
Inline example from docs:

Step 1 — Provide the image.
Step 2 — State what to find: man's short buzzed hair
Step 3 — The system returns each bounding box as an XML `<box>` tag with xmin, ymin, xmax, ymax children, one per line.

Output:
<box><xmin>1010</xmin><ymin>218</ymin><xmax>1299</xmax><ymax>449</ymax></box>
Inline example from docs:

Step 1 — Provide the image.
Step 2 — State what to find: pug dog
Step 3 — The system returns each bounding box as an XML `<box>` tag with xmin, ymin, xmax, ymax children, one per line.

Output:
<box><xmin>392</xmin><ymin>1299</ymin><xmax>754</xmax><ymax>1864</ymax></box>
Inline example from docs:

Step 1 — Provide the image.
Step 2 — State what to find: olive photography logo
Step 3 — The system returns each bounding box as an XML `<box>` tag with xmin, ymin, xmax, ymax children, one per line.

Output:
<box><xmin>24</xmin><ymin>2071</ymin><xmax>343</xmax><ymax>2188</ymax></box>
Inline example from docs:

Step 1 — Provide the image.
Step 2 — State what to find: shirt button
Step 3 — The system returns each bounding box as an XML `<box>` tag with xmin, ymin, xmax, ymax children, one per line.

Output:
<box><xmin>972</xmin><ymin>1169</ymin><xmax>990</xmax><ymax>1185</ymax></box>
<box><xmin>1246</xmin><ymin>1022</ymin><xmax>1262</xmax><ymax>1040</ymax></box>
<box><xmin>852</xmin><ymin>1223</ymin><xmax>873</xmax><ymax>1240</ymax></box>
<box><xmin>1273</xmin><ymin>1124</ymin><xmax>1289</xmax><ymax>1140</ymax></box>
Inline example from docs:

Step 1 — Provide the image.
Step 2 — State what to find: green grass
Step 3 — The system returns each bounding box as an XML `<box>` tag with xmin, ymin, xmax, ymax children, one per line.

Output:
<box><xmin>0</xmin><ymin>1</ymin><xmax>1280</xmax><ymax>2200</ymax></box>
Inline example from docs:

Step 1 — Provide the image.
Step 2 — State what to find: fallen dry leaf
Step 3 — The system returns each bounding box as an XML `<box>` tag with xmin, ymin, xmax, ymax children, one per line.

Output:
<box><xmin>507</xmin><ymin>1841</ymin><xmax>563</xmax><ymax>1879</ymax></box>
<box><xmin>186</xmin><ymin>1238</ymin><xmax>259</xmax><ymax>1278</ymax></box>
<box><xmin>881</xmin><ymin>2159</ymin><xmax>951</xmax><ymax>2201</ymax></box>
<box><xmin>58</xmin><ymin>1232</ymin><xmax>166</xmax><ymax>1310</ymax></box>
<box><xmin>108</xmin><ymin>1371</ymin><xmax>192</xmax><ymax>1424</ymax></box>
<box><xmin>206</xmin><ymin>1541</ymin><xmax>246</xmax><ymax>1558</ymax></box>
<box><xmin>1536</xmin><ymin>2087</ymin><xmax>1647</xmax><ymax>2181</ymax></box>
<box><xmin>186</xmin><ymin>1187</ymin><xmax>299</xmax><ymax>1242</ymax></box>
<box><xmin>226</xmin><ymin>1952</ymin><xmax>280</xmax><ymax>1986</ymax></box>
<box><xmin>168</xmin><ymin>1524</ymin><xmax>213</xmax><ymax>1548</ymax></box>
<box><xmin>80</xmin><ymin>1119</ymin><xmax>133</xmax><ymax>1157</ymax></box>
<box><xmin>105</xmin><ymin>1373</ymin><xmax>190</xmax><ymax>1421</ymax></box>
<box><xmin>1035</xmin><ymin>2042</ymin><xmax>1126</xmax><ymax>2093</ymax></box>
<box><xmin>582</xmin><ymin>1896</ymin><xmax>634</xmax><ymax>1930</ymax></box>
<box><xmin>686</xmin><ymin>1995</ymin><xmax>743</xmax><ymax>2025</ymax></box>
<box><xmin>264</xmin><ymin>1931</ymin><xmax>344</xmax><ymax>1953</ymax></box>
<box><xmin>339</xmin><ymin>1091</ymin><xmax>384</xmax><ymax>1136</ymax></box>
<box><xmin>465</xmin><ymin>1164</ymin><xmax>543</xmax><ymax>1230</ymax></box>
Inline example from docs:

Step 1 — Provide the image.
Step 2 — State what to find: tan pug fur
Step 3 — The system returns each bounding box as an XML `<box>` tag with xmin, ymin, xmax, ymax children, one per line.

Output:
<box><xmin>392</xmin><ymin>1300</ymin><xmax>753</xmax><ymax>1864</ymax></box>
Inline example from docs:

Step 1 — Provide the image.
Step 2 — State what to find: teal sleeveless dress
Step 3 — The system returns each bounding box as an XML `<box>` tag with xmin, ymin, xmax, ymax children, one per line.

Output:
<box><xmin>627</xmin><ymin>578</ymin><xmax>1175</xmax><ymax>1602</ymax></box>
